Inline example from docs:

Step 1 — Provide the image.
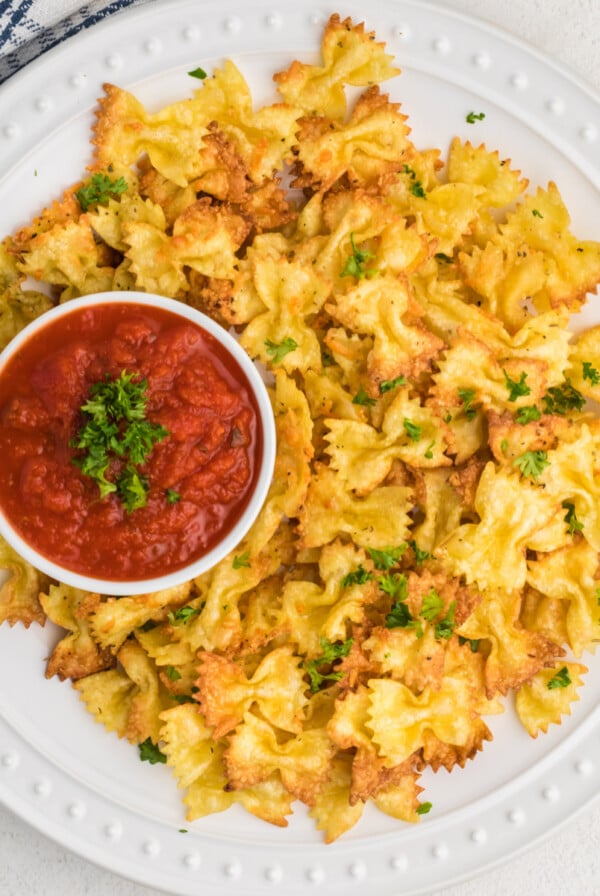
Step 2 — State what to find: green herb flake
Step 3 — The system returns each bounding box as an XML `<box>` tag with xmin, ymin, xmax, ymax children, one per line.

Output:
<box><xmin>403</xmin><ymin>419</ymin><xmax>422</xmax><ymax>442</ymax></box>
<box><xmin>434</xmin><ymin>601</ymin><xmax>456</xmax><ymax>640</ymax></box>
<box><xmin>547</xmin><ymin>666</ymin><xmax>571</xmax><ymax>690</ymax></box>
<box><xmin>582</xmin><ymin>361</ymin><xmax>600</xmax><ymax>385</ymax></box>
<box><xmin>341</xmin><ymin>565</ymin><xmax>374</xmax><ymax>588</ymax></box>
<box><xmin>513</xmin><ymin>450</ymin><xmax>550</xmax><ymax>481</ymax></box>
<box><xmin>424</xmin><ymin>441</ymin><xmax>435</xmax><ymax>460</ymax></box>
<box><xmin>304</xmin><ymin>637</ymin><xmax>353</xmax><ymax>692</ymax></box>
<box><xmin>168</xmin><ymin>605</ymin><xmax>201</xmax><ymax>626</ymax></box>
<box><xmin>352</xmin><ymin>384</ymin><xmax>377</xmax><ymax>407</ymax></box>
<box><xmin>232</xmin><ymin>551</ymin><xmax>251</xmax><ymax>569</ymax></box>
<box><xmin>75</xmin><ymin>172</ymin><xmax>128</xmax><ymax>211</ymax></box>
<box><xmin>562</xmin><ymin>501</ymin><xmax>584</xmax><ymax>536</ymax></box>
<box><xmin>420</xmin><ymin>588</ymin><xmax>444</xmax><ymax>622</ymax></box>
<box><xmin>379</xmin><ymin>572</ymin><xmax>408</xmax><ymax>602</ymax></box>
<box><xmin>138</xmin><ymin>738</ymin><xmax>167</xmax><ymax>765</ymax></box>
<box><xmin>416</xmin><ymin>801</ymin><xmax>433</xmax><ymax>815</ymax></box>
<box><xmin>188</xmin><ymin>67</ymin><xmax>207</xmax><ymax>79</ymax></box>
<box><xmin>368</xmin><ymin>544</ymin><xmax>407</xmax><ymax>570</ymax></box>
<box><xmin>458</xmin><ymin>635</ymin><xmax>480</xmax><ymax>653</ymax></box>
<box><xmin>458</xmin><ymin>388</ymin><xmax>477</xmax><ymax>420</ymax></box>
<box><xmin>379</xmin><ymin>375</ymin><xmax>407</xmax><ymax>394</ymax></box>
<box><xmin>408</xmin><ymin>540</ymin><xmax>431</xmax><ymax>565</ymax></box>
<box><xmin>515</xmin><ymin>405</ymin><xmax>541</xmax><ymax>425</ymax></box>
<box><xmin>435</xmin><ymin>252</ymin><xmax>454</xmax><ymax>263</ymax></box>
<box><xmin>341</xmin><ymin>231</ymin><xmax>378</xmax><ymax>280</ymax></box>
<box><xmin>466</xmin><ymin>111</ymin><xmax>485</xmax><ymax>123</ymax></box>
<box><xmin>264</xmin><ymin>337</ymin><xmax>298</xmax><ymax>364</ymax></box>
<box><xmin>542</xmin><ymin>380</ymin><xmax>585</xmax><ymax>416</ymax></box>
<box><xmin>386</xmin><ymin>599</ymin><xmax>421</xmax><ymax>636</ymax></box>
<box><xmin>166</xmin><ymin>488</ymin><xmax>181</xmax><ymax>504</ymax></box>
<box><xmin>500</xmin><ymin>438</ymin><xmax>509</xmax><ymax>454</ymax></box>
<box><xmin>503</xmin><ymin>369</ymin><xmax>531</xmax><ymax>402</ymax></box>
<box><xmin>166</xmin><ymin>665</ymin><xmax>182</xmax><ymax>682</ymax></box>
<box><xmin>532</xmin><ymin>209</ymin><xmax>544</xmax><ymax>218</ymax></box>
<box><xmin>402</xmin><ymin>164</ymin><xmax>427</xmax><ymax>199</ymax></box>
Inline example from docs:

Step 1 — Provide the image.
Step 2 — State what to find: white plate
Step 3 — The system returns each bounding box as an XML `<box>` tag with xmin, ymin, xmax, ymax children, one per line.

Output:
<box><xmin>0</xmin><ymin>2</ymin><xmax>599</xmax><ymax>894</ymax></box>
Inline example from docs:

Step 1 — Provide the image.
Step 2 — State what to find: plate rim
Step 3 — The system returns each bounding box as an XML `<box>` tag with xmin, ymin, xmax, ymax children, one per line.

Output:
<box><xmin>0</xmin><ymin>1</ymin><xmax>599</xmax><ymax>894</ymax></box>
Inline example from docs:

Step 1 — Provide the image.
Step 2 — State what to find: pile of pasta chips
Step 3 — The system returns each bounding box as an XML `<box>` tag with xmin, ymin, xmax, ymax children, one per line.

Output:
<box><xmin>2</xmin><ymin>13</ymin><xmax>600</xmax><ymax>840</ymax></box>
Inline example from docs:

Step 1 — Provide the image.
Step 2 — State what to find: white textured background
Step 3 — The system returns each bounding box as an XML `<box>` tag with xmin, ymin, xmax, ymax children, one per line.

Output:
<box><xmin>0</xmin><ymin>0</ymin><xmax>599</xmax><ymax>894</ymax></box>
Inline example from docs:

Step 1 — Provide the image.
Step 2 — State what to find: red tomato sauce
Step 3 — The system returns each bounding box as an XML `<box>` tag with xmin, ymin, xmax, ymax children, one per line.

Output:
<box><xmin>0</xmin><ymin>302</ymin><xmax>264</xmax><ymax>581</ymax></box>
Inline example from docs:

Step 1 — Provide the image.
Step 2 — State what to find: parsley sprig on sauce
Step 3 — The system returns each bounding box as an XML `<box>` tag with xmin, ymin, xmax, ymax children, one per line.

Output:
<box><xmin>71</xmin><ymin>370</ymin><xmax>168</xmax><ymax>512</ymax></box>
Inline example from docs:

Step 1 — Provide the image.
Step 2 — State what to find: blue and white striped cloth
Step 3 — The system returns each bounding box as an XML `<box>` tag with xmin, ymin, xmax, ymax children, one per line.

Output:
<box><xmin>0</xmin><ymin>0</ymin><xmax>152</xmax><ymax>83</ymax></box>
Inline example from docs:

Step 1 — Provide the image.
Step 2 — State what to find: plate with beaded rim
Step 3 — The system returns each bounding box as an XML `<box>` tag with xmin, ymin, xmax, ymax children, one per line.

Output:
<box><xmin>0</xmin><ymin>1</ymin><xmax>599</xmax><ymax>894</ymax></box>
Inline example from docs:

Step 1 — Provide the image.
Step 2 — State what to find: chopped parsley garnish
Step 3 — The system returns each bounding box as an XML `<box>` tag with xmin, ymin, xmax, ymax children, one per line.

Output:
<box><xmin>368</xmin><ymin>544</ymin><xmax>407</xmax><ymax>570</ymax></box>
<box><xmin>386</xmin><ymin>598</ymin><xmax>420</xmax><ymax>634</ymax></box>
<box><xmin>379</xmin><ymin>572</ymin><xmax>408</xmax><ymax>601</ymax></box>
<box><xmin>169</xmin><ymin>694</ymin><xmax>197</xmax><ymax>705</ymax></box>
<box><xmin>188</xmin><ymin>67</ymin><xmax>207</xmax><ymax>79</ymax></box>
<box><xmin>515</xmin><ymin>405</ymin><xmax>541</xmax><ymax>425</ymax></box>
<box><xmin>503</xmin><ymin>369</ymin><xmax>531</xmax><ymax>402</ymax></box>
<box><xmin>116</xmin><ymin>466</ymin><xmax>149</xmax><ymax>513</ymax></box>
<box><xmin>547</xmin><ymin>666</ymin><xmax>571</xmax><ymax>690</ymax></box>
<box><xmin>165</xmin><ymin>665</ymin><xmax>182</xmax><ymax>681</ymax></box>
<box><xmin>532</xmin><ymin>209</ymin><xmax>544</xmax><ymax>218</ymax></box>
<box><xmin>352</xmin><ymin>384</ymin><xmax>377</xmax><ymax>407</ymax></box>
<box><xmin>458</xmin><ymin>635</ymin><xmax>480</xmax><ymax>653</ymax></box>
<box><xmin>582</xmin><ymin>361</ymin><xmax>600</xmax><ymax>385</ymax></box>
<box><xmin>416</xmin><ymin>801</ymin><xmax>433</xmax><ymax>815</ymax></box>
<box><xmin>424</xmin><ymin>441</ymin><xmax>435</xmax><ymax>460</ymax></box>
<box><xmin>341</xmin><ymin>565</ymin><xmax>374</xmax><ymax>588</ymax></box>
<box><xmin>408</xmin><ymin>540</ymin><xmax>431</xmax><ymax>565</ymax></box>
<box><xmin>458</xmin><ymin>388</ymin><xmax>477</xmax><ymax>420</ymax></box>
<box><xmin>168</xmin><ymin>605</ymin><xmax>201</xmax><ymax>625</ymax></box>
<box><xmin>420</xmin><ymin>589</ymin><xmax>444</xmax><ymax>622</ymax></box>
<box><xmin>304</xmin><ymin>637</ymin><xmax>353</xmax><ymax>692</ymax></box>
<box><xmin>562</xmin><ymin>501</ymin><xmax>584</xmax><ymax>536</ymax></box>
<box><xmin>70</xmin><ymin>371</ymin><xmax>168</xmax><ymax>512</ymax></box>
<box><xmin>75</xmin><ymin>172</ymin><xmax>128</xmax><ymax>211</ymax></box>
<box><xmin>542</xmin><ymin>381</ymin><xmax>585</xmax><ymax>415</ymax></box>
<box><xmin>403</xmin><ymin>164</ymin><xmax>427</xmax><ymax>199</ymax></box>
<box><xmin>379</xmin><ymin>375</ymin><xmax>407</xmax><ymax>394</ymax></box>
<box><xmin>466</xmin><ymin>111</ymin><xmax>485</xmax><ymax>123</ymax></box>
<box><xmin>500</xmin><ymin>438</ymin><xmax>509</xmax><ymax>454</ymax></box>
<box><xmin>513</xmin><ymin>450</ymin><xmax>550</xmax><ymax>481</ymax></box>
<box><xmin>341</xmin><ymin>232</ymin><xmax>377</xmax><ymax>279</ymax></box>
<box><xmin>403</xmin><ymin>419</ymin><xmax>422</xmax><ymax>442</ymax></box>
<box><xmin>264</xmin><ymin>337</ymin><xmax>298</xmax><ymax>364</ymax></box>
<box><xmin>166</xmin><ymin>488</ymin><xmax>181</xmax><ymax>504</ymax></box>
<box><xmin>232</xmin><ymin>551</ymin><xmax>251</xmax><ymax>569</ymax></box>
<box><xmin>434</xmin><ymin>601</ymin><xmax>456</xmax><ymax>640</ymax></box>
<box><xmin>138</xmin><ymin>738</ymin><xmax>167</xmax><ymax>764</ymax></box>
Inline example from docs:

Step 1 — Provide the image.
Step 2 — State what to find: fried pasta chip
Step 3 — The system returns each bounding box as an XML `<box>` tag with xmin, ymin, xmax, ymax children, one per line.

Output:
<box><xmin>160</xmin><ymin>704</ymin><xmax>294</xmax><ymax>825</ymax></box>
<box><xmin>0</xmin><ymin>535</ymin><xmax>49</xmax><ymax>627</ymax></box>
<box><xmin>41</xmin><ymin>584</ymin><xmax>114</xmax><ymax>681</ymax></box>
<box><xmin>74</xmin><ymin>638</ymin><xmax>169</xmax><ymax>744</ymax></box>
<box><xmin>224</xmin><ymin>711</ymin><xmax>336</xmax><ymax>805</ymax></box>
<box><xmin>195</xmin><ymin>646</ymin><xmax>309</xmax><ymax>737</ymax></box>
<box><xmin>515</xmin><ymin>662</ymin><xmax>587</xmax><ymax>737</ymax></box>
<box><xmin>274</xmin><ymin>13</ymin><xmax>400</xmax><ymax>119</ymax></box>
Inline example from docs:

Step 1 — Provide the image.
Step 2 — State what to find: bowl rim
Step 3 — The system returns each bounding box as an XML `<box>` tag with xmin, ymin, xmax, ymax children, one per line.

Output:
<box><xmin>0</xmin><ymin>291</ymin><xmax>276</xmax><ymax>595</ymax></box>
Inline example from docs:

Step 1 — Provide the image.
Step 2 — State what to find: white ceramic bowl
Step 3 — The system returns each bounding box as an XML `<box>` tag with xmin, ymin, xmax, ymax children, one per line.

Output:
<box><xmin>0</xmin><ymin>291</ymin><xmax>276</xmax><ymax>595</ymax></box>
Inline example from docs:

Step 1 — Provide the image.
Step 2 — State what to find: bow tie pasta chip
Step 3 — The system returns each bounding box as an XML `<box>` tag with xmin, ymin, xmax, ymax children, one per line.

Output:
<box><xmin>2</xmin><ymin>12</ymin><xmax>600</xmax><ymax>841</ymax></box>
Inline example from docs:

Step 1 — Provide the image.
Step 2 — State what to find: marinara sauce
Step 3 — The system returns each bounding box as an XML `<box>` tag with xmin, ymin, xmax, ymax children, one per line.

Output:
<box><xmin>0</xmin><ymin>302</ymin><xmax>263</xmax><ymax>580</ymax></box>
